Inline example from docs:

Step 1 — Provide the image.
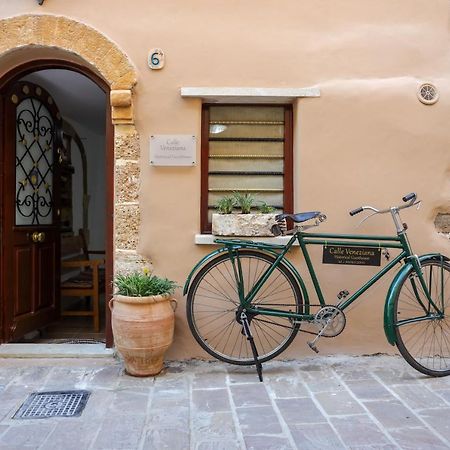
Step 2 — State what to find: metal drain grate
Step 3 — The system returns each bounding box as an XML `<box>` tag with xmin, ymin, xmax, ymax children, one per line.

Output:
<box><xmin>14</xmin><ymin>390</ymin><xmax>90</xmax><ymax>419</ymax></box>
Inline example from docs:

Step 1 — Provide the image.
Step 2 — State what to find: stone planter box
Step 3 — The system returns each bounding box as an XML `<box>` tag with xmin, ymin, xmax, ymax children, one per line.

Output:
<box><xmin>212</xmin><ymin>213</ymin><xmax>277</xmax><ymax>237</ymax></box>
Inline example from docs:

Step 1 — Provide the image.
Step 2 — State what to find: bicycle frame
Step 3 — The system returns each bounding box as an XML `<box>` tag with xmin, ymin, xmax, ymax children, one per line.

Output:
<box><xmin>221</xmin><ymin>229</ymin><xmax>443</xmax><ymax>323</ymax></box>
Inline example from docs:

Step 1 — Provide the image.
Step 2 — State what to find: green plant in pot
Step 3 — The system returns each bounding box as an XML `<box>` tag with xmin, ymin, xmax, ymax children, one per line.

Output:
<box><xmin>257</xmin><ymin>201</ymin><xmax>275</xmax><ymax>214</ymax></box>
<box><xmin>110</xmin><ymin>268</ymin><xmax>178</xmax><ymax>376</ymax></box>
<box><xmin>233</xmin><ymin>191</ymin><xmax>255</xmax><ymax>214</ymax></box>
<box><xmin>216</xmin><ymin>195</ymin><xmax>235</xmax><ymax>214</ymax></box>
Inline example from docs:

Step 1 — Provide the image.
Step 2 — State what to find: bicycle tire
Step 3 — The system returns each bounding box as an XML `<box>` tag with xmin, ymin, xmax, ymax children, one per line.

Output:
<box><xmin>186</xmin><ymin>250</ymin><xmax>303</xmax><ymax>365</ymax></box>
<box><xmin>394</xmin><ymin>260</ymin><xmax>450</xmax><ymax>376</ymax></box>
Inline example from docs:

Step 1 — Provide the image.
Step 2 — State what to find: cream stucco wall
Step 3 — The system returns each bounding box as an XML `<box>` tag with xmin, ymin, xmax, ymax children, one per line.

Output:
<box><xmin>1</xmin><ymin>0</ymin><xmax>449</xmax><ymax>358</ymax></box>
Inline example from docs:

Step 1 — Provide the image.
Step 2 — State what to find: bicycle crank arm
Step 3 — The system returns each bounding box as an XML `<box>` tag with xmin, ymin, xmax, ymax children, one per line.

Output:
<box><xmin>307</xmin><ymin>310</ymin><xmax>340</xmax><ymax>353</ymax></box>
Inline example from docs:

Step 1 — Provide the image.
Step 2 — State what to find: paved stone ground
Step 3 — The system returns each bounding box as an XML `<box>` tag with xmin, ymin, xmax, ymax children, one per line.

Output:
<box><xmin>0</xmin><ymin>355</ymin><xmax>450</xmax><ymax>449</ymax></box>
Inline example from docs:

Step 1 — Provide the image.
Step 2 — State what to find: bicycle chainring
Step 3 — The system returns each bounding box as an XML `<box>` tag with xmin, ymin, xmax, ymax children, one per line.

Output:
<box><xmin>313</xmin><ymin>306</ymin><xmax>346</xmax><ymax>337</ymax></box>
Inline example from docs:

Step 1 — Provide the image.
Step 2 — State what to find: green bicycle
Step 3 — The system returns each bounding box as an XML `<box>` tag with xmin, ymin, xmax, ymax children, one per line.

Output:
<box><xmin>184</xmin><ymin>193</ymin><xmax>450</xmax><ymax>380</ymax></box>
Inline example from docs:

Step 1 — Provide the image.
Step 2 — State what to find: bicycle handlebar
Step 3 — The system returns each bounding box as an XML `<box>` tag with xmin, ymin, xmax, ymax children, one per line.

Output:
<box><xmin>349</xmin><ymin>192</ymin><xmax>418</xmax><ymax>217</ymax></box>
<box><xmin>402</xmin><ymin>192</ymin><xmax>416</xmax><ymax>203</ymax></box>
<box><xmin>349</xmin><ymin>207</ymin><xmax>364</xmax><ymax>217</ymax></box>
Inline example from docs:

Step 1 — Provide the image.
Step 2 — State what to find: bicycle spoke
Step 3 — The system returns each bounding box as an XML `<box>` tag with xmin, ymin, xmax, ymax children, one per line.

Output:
<box><xmin>216</xmin><ymin>262</ymin><xmax>240</xmax><ymax>295</ymax></box>
<box><xmin>252</xmin><ymin>321</ymin><xmax>268</xmax><ymax>355</ymax></box>
<box><xmin>205</xmin><ymin>272</ymin><xmax>237</xmax><ymax>303</ymax></box>
<box><xmin>220</xmin><ymin>320</ymin><xmax>238</xmax><ymax>356</ymax></box>
<box><xmin>205</xmin><ymin>317</ymin><xmax>238</xmax><ymax>348</ymax></box>
<box><xmin>253</xmin><ymin>319</ymin><xmax>286</xmax><ymax>346</ymax></box>
<box><xmin>197</xmin><ymin>282</ymin><xmax>237</xmax><ymax>305</ymax></box>
<box><xmin>194</xmin><ymin>310</ymin><xmax>233</xmax><ymax>325</ymax></box>
<box><xmin>253</xmin><ymin>317</ymin><xmax>292</xmax><ymax>339</ymax></box>
<box><xmin>256</xmin><ymin>271</ymin><xmax>284</xmax><ymax>301</ymax></box>
<box><xmin>193</xmin><ymin>302</ymin><xmax>236</xmax><ymax>312</ymax></box>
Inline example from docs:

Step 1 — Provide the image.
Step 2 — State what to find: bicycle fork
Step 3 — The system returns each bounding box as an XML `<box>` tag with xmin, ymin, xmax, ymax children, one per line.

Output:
<box><xmin>240</xmin><ymin>311</ymin><xmax>264</xmax><ymax>382</ymax></box>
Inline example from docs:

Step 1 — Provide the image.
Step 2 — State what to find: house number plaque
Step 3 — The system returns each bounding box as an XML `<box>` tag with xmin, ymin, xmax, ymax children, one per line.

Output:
<box><xmin>148</xmin><ymin>48</ymin><xmax>165</xmax><ymax>70</ymax></box>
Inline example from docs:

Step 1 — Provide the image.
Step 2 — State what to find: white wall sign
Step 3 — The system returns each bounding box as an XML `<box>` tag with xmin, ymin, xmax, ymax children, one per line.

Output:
<box><xmin>150</xmin><ymin>135</ymin><xmax>196</xmax><ymax>166</ymax></box>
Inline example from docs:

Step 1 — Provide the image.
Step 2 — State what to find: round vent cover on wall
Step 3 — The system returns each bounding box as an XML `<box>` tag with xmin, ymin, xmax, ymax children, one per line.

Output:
<box><xmin>417</xmin><ymin>83</ymin><xmax>439</xmax><ymax>105</ymax></box>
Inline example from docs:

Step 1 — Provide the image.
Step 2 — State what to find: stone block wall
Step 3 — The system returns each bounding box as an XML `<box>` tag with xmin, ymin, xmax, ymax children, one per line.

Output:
<box><xmin>435</xmin><ymin>213</ymin><xmax>450</xmax><ymax>233</ymax></box>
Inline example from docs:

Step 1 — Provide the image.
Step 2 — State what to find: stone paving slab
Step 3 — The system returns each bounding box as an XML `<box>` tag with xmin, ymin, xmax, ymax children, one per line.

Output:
<box><xmin>0</xmin><ymin>355</ymin><xmax>449</xmax><ymax>449</ymax></box>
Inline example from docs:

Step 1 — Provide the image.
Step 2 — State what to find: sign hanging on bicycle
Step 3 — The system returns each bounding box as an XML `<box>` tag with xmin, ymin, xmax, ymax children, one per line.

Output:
<box><xmin>322</xmin><ymin>245</ymin><xmax>381</xmax><ymax>266</ymax></box>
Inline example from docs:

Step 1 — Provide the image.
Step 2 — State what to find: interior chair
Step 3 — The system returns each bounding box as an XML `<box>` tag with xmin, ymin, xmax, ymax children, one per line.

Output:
<box><xmin>60</xmin><ymin>229</ymin><xmax>105</xmax><ymax>332</ymax></box>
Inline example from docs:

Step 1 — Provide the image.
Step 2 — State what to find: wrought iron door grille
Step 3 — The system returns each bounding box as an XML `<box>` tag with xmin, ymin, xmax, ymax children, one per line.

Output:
<box><xmin>13</xmin><ymin>390</ymin><xmax>90</xmax><ymax>419</ymax></box>
<box><xmin>15</xmin><ymin>97</ymin><xmax>55</xmax><ymax>225</ymax></box>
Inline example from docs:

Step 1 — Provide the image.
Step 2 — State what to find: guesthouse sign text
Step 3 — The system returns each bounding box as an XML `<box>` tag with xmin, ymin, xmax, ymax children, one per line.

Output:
<box><xmin>150</xmin><ymin>135</ymin><xmax>196</xmax><ymax>166</ymax></box>
<box><xmin>322</xmin><ymin>245</ymin><xmax>381</xmax><ymax>267</ymax></box>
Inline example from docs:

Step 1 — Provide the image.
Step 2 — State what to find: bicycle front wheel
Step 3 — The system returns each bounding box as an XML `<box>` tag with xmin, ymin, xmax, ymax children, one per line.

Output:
<box><xmin>394</xmin><ymin>260</ymin><xmax>450</xmax><ymax>376</ymax></box>
<box><xmin>186</xmin><ymin>250</ymin><xmax>303</xmax><ymax>365</ymax></box>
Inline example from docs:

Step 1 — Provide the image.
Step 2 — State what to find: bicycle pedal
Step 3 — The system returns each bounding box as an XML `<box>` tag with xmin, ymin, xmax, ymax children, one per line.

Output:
<box><xmin>307</xmin><ymin>341</ymin><xmax>319</xmax><ymax>353</ymax></box>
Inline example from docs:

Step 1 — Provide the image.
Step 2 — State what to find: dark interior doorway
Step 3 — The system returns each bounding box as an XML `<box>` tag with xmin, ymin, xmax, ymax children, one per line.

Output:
<box><xmin>0</xmin><ymin>61</ymin><xmax>112</xmax><ymax>345</ymax></box>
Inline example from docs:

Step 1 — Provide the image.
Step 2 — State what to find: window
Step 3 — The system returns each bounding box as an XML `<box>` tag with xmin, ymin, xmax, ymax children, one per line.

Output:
<box><xmin>201</xmin><ymin>104</ymin><xmax>293</xmax><ymax>233</ymax></box>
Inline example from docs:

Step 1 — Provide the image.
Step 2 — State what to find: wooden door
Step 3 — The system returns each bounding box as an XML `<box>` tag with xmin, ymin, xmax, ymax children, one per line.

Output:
<box><xmin>1</xmin><ymin>81</ymin><xmax>62</xmax><ymax>342</ymax></box>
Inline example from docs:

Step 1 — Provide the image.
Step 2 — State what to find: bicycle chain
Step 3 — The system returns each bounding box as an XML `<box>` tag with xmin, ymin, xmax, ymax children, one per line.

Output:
<box><xmin>252</xmin><ymin>303</ymin><xmax>335</xmax><ymax>308</ymax></box>
<box><xmin>250</xmin><ymin>304</ymin><xmax>342</xmax><ymax>337</ymax></box>
<box><xmin>253</xmin><ymin>317</ymin><xmax>321</xmax><ymax>336</ymax></box>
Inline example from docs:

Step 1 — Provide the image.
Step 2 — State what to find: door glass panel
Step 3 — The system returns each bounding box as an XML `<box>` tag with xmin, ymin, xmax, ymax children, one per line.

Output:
<box><xmin>15</xmin><ymin>98</ymin><xmax>54</xmax><ymax>226</ymax></box>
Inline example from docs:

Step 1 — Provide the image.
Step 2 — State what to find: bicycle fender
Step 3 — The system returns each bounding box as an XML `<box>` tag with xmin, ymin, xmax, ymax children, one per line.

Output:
<box><xmin>383</xmin><ymin>253</ymin><xmax>449</xmax><ymax>345</ymax></box>
<box><xmin>183</xmin><ymin>244</ymin><xmax>282</xmax><ymax>295</ymax></box>
<box><xmin>183</xmin><ymin>244</ymin><xmax>310</xmax><ymax>312</ymax></box>
<box><xmin>183</xmin><ymin>248</ymin><xmax>229</xmax><ymax>295</ymax></box>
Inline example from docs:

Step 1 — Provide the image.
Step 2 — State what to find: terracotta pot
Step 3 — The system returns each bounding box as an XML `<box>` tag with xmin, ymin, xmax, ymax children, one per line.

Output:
<box><xmin>109</xmin><ymin>294</ymin><xmax>175</xmax><ymax>376</ymax></box>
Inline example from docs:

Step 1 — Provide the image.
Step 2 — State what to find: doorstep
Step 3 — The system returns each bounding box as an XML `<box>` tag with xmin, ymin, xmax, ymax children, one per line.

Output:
<box><xmin>0</xmin><ymin>343</ymin><xmax>115</xmax><ymax>358</ymax></box>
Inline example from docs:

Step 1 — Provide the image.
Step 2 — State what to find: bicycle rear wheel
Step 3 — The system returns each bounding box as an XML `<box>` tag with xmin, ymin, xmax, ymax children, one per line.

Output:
<box><xmin>186</xmin><ymin>250</ymin><xmax>303</xmax><ymax>365</ymax></box>
<box><xmin>394</xmin><ymin>260</ymin><xmax>450</xmax><ymax>376</ymax></box>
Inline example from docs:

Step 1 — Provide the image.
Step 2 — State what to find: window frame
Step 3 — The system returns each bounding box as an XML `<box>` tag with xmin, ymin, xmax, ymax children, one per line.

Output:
<box><xmin>200</xmin><ymin>103</ymin><xmax>293</xmax><ymax>234</ymax></box>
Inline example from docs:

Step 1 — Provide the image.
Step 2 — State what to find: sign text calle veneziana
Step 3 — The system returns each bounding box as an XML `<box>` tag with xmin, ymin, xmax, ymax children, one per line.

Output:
<box><xmin>150</xmin><ymin>135</ymin><xmax>196</xmax><ymax>166</ymax></box>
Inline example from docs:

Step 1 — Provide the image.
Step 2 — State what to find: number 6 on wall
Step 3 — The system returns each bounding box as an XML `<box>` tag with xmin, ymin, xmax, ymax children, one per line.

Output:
<box><xmin>148</xmin><ymin>48</ymin><xmax>165</xmax><ymax>70</ymax></box>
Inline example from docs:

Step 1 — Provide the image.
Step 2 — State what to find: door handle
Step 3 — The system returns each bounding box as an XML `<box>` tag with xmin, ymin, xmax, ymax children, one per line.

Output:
<box><xmin>31</xmin><ymin>231</ymin><xmax>46</xmax><ymax>243</ymax></box>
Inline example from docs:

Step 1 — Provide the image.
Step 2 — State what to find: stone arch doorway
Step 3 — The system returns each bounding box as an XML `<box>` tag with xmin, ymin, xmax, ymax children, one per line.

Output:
<box><xmin>0</xmin><ymin>15</ymin><xmax>141</xmax><ymax>347</ymax></box>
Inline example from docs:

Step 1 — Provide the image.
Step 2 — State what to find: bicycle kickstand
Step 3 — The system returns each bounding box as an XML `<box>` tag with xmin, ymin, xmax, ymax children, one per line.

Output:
<box><xmin>240</xmin><ymin>311</ymin><xmax>263</xmax><ymax>382</ymax></box>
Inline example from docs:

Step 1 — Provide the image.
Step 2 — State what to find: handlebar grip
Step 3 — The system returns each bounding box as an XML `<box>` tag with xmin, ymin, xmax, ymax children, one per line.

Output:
<box><xmin>402</xmin><ymin>192</ymin><xmax>416</xmax><ymax>203</ymax></box>
<box><xmin>349</xmin><ymin>207</ymin><xmax>364</xmax><ymax>216</ymax></box>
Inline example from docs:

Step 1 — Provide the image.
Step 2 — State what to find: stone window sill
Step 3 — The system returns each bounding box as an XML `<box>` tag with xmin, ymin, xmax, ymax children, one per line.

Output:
<box><xmin>194</xmin><ymin>234</ymin><xmax>299</xmax><ymax>246</ymax></box>
<box><xmin>181</xmin><ymin>87</ymin><xmax>320</xmax><ymax>104</ymax></box>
